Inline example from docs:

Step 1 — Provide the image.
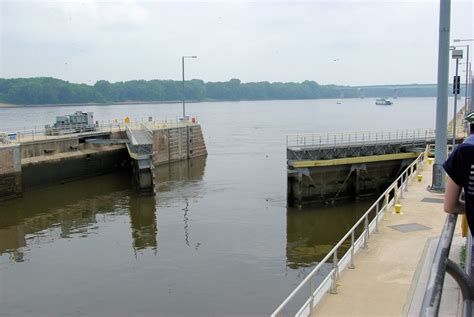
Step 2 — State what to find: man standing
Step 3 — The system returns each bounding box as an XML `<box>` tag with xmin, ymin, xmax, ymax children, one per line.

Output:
<box><xmin>443</xmin><ymin>118</ymin><xmax>474</xmax><ymax>234</ymax></box>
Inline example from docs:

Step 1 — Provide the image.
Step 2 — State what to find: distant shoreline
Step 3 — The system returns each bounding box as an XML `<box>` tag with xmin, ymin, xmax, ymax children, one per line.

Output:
<box><xmin>0</xmin><ymin>100</ymin><xmax>188</xmax><ymax>109</ymax></box>
<box><xmin>0</xmin><ymin>97</ymin><xmax>432</xmax><ymax>109</ymax></box>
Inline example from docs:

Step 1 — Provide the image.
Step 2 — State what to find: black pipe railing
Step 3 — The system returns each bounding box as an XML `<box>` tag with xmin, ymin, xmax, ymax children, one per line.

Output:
<box><xmin>420</xmin><ymin>213</ymin><xmax>474</xmax><ymax>317</ymax></box>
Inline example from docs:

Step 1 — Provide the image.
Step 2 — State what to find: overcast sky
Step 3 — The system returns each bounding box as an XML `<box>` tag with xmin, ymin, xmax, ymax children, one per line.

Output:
<box><xmin>0</xmin><ymin>0</ymin><xmax>472</xmax><ymax>86</ymax></box>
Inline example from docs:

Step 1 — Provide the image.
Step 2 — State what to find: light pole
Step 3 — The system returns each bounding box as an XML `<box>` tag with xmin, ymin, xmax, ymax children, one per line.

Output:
<box><xmin>460</xmin><ymin>61</ymin><xmax>471</xmax><ymax>110</ymax></box>
<box><xmin>451</xmin><ymin>49</ymin><xmax>463</xmax><ymax>146</ymax></box>
<box><xmin>182</xmin><ymin>55</ymin><xmax>197</xmax><ymax>119</ymax></box>
<box><xmin>453</xmin><ymin>39</ymin><xmax>474</xmax><ymax>110</ymax></box>
<box><xmin>430</xmin><ymin>0</ymin><xmax>451</xmax><ymax>192</ymax></box>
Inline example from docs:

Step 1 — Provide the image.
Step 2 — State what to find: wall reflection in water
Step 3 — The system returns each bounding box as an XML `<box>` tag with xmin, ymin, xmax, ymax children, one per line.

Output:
<box><xmin>0</xmin><ymin>172</ymin><xmax>132</xmax><ymax>262</ymax></box>
<box><xmin>286</xmin><ymin>200</ymin><xmax>372</xmax><ymax>269</ymax></box>
<box><xmin>0</xmin><ymin>156</ymin><xmax>208</xmax><ymax>263</ymax></box>
<box><xmin>129</xmin><ymin>195</ymin><xmax>157</xmax><ymax>253</ymax></box>
<box><xmin>153</xmin><ymin>157</ymin><xmax>207</xmax><ymax>247</ymax></box>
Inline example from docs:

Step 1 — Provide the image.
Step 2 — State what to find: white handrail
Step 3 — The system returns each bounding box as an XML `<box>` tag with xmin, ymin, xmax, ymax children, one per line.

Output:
<box><xmin>0</xmin><ymin>118</ymin><xmax>200</xmax><ymax>144</ymax></box>
<box><xmin>287</xmin><ymin>129</ymin><xmax>436</xmax><ymax>148</ymax></box>
<box><xmin>271</xmin><ymin>152</ymin><xmax>425</xmax><ymax>317</ymax></box>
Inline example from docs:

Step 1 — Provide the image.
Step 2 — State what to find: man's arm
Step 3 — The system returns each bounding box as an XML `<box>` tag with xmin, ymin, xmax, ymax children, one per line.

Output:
<box><xmin>444</xmin><ymin>175</ymin><xmax>465</xmax><ymax>214</ymax></box>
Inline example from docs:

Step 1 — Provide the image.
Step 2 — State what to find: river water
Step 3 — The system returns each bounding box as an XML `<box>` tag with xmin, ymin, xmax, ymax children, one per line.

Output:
<box><xmin>0</xmin><ymin>98</ymin><xmax>454</xmax><ymax>316</ymax></box>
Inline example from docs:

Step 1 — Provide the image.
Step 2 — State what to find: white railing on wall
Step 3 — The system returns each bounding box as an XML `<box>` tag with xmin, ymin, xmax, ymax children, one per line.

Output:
<box><xmin>0</xmin><ymin>117</ymin><xmax>200</xmax><ymax>145</ymax></box>
<box><xmin>286</xmin><ymin>129</ymin><xmax>436</xmax><ymax>148</ymax></box>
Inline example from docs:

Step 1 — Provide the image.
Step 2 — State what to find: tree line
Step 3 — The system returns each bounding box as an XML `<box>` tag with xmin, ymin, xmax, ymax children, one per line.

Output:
<box><xmin>0</xmin><ymin>77</ymin><xmax>440</xmax><ymax>105</ymax></box>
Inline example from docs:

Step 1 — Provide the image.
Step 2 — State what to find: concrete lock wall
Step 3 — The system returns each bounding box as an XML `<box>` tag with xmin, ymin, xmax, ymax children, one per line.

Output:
<box><xmin>0</xmin><ymin>125</ymin><xmax>207</xmax><ymax>201</ymax></box>
<box><xmin>20</xmin><ymin>138</ymin><xmax>80</xmax><ymax>159</ymax></box>
<box><xmin>22</xmin><ymin>146</ymin><xmax>129</xmax><ymax>190</ymax></box>
<box><xmin>152</xmin><ymin>124</ymin><xmax>207</xmax><ymax>166</ymax></box>
<box><xmin>20</xmin><ymin>131</ymin><xmax>126</xmax><ymax>159</ymax></box>
<box><xmin>0</xmin><ymin>145</ymin><xmax>22</xmax><ymax>200</ymax></box>
<box><xmin>288</xmin><ymin>158</ymin><xmax>412</xmax><ymax>206</ymax></box>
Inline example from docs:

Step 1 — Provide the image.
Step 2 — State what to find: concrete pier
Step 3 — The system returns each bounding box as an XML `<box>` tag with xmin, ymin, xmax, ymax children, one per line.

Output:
<box><xmin>287</xmin><ymin>128</ymin><xmax>465</xmax><ymax>206</ymax></box>
<box><xmin>0</xmin><ymin>120</ymin><xmax>207</xmax><ymax>200</ymax></box>
<box><xmin>0</xmin><ymin>144</ymin><xmax>22</xmax><ymax>200</ymax></box>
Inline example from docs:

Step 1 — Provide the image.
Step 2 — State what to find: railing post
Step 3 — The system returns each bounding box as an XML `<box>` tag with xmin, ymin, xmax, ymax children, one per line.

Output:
<box><xmin>330</xmin><ymin>250</ymin><xmax>339</xmax><ymax>294</ymax></box>
<box><xmin>375</xmin><ymin>202</ymin><xmax>379</xmax><ymax>234</ymax></box>
<box><xmin>362</xmin><ymin>215</ymin><xmax>369</xmax><ymax>249</ymax></box>
<box><xmin>405</xmin><ymin>170</ymin><xmax>409</xmax><ymax>191</ymax></box>
<box><xmin>394</xmin><ymin>183</ymin><xmax>399</xmax><ymax>206</ymax></box>
<box><xmin>399</xmin><ymin>175</ymin><xmax>404</xmax><ymax>199</ymax></box>
<box><xmin>384</xmin><ymin>192</ymin><xmax>390</xmax><ymax>219</ymax></box>
<box><xmin>349</xmin><ymin>230</ymin><xmax>356</xmax><ymax>269</ymax></box>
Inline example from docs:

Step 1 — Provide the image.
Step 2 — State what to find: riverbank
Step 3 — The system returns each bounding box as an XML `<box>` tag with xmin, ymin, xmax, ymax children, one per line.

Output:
<box><xmin>0</xmin><ymin>100</ymin><xmax>186</xmax><ymax>108</ymax></box>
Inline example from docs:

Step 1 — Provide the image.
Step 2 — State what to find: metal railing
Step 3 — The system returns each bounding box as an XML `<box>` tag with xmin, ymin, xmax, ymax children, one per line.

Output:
<box><xmin>420</xmin><ymin>214</ymin><xmax>474</xmax><ymax>317</ymax></box>
<box><xmin>271</xmin><ymin>152</ymin><xmax>425</xmax><ymax>317</ymax></box>
<box><xmin>0</xmin><ymin>117</ymin><xmax>200</xmax><ymax>145</ymax></box>
<box><xmin>286</xmin><ymin>129</ymin><xmax>436</xmax><ymax>148</ymax></box>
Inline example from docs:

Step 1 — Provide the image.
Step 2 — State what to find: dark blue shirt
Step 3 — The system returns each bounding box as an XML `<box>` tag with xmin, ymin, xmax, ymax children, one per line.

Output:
<box><xmin>443</xmin><ymin>139</ymin><xmax>474</xmax><ymax>234</ymax></box>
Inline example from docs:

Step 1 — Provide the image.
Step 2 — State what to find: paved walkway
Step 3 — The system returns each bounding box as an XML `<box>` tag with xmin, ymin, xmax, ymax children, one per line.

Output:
<box><xmin>311</xmin><ymin>160</ymin><xmax>464</xmax><ymax>316</ymax></box>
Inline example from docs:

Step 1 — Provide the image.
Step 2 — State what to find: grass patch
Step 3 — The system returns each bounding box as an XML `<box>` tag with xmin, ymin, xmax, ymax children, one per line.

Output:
<box><xmin>460</xmin><ymin>243</ymin><xmax>466</xmax><ymax>270</ymax></box>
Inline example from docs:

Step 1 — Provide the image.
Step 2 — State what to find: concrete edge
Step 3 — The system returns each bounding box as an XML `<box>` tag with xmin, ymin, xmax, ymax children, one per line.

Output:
<box><xmin>402</xmin><ymin>235</ymin><xmax>439</xmax><ymax>316</ymax></box>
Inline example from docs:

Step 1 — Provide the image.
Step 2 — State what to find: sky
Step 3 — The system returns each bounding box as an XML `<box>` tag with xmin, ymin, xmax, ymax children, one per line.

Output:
<box><xmin>0</xmin><ymin>0</ymin><xmax>472</xmax><ymax>86</ymax></box>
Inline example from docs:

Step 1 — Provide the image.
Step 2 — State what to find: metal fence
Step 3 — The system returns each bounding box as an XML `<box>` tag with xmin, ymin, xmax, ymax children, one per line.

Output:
<box><xmin>286</xmin><ymin>129</ymin><xmax>436</xmax><ymax>148</ymax></box>
<box><xmin>271</xmin><ymin>152</ymin><xmax>425</xmax><ymax>317</ymax></box>
<box><xmin>0</xmin><ymin>117</ymin><xmax>200</xmax><ymax>145</ymax></box>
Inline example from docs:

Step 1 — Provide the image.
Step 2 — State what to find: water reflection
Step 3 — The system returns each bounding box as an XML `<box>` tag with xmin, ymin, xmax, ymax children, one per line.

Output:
<box><xmin>0</xmin><ymin>156</ymin><xmax>208</xmax><ymax>264</ymax></box>
<box><xmin>154</xmin><ymin>157</ymin><xmax>207</xmax><ymax>187</ymax></box>
<box><xmin>129</xmin><ymin>195</ymin><xmax>157</xmax><ymax>253</ymax></box>
<box><xmin>286</xmin><ymin>200</ymin><xmax>372</xmax><ymax>269</ymax></box>
<box><xmin>154</xmin><ymin>157</ymin><xmax>207</xmax><ymax>248</ymax></box>
<box><xmin>0</xmin><ymin>172</ymin><xmax>131</xmax><ymax>262</ymax></box>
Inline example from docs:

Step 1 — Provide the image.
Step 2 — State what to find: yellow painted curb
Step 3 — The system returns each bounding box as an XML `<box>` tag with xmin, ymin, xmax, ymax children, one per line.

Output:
<box><xmin>292</xmin><ymin>152</ymin><xmax>419</xmax><ymax>168</ymax></box>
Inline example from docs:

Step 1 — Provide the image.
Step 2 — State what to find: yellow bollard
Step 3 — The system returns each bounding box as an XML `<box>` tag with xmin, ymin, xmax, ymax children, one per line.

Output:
<box><xmin>417</xmin><ymin>175</ymin><xmax>423</xmax><ymax>182</ymax></box>
<box><xmin>427</xmin><ymin>158</ymin><xmax>434</xmax><ymax>165</ymax></box>
<box><xmin>124</xmin><ymin>117</ymin><xmax>130</xmax><ymax>124</ymax></box>
<box><xmin>394</xmin><ymin>204</ymin><xmax>403</xmax><ymax>214</ymax></box>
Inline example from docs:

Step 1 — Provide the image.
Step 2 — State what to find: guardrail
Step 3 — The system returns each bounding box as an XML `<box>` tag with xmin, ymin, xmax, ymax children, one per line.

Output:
<box><xmin>420</xmin><ymin>214</ymin><xmax>474</xmax><ymax>317</ymax></box>
<box><xmin>0</xmin><ymin>117</ymin><xmax>200</xmax><ymax>145</ymax></box>
<box><xmin>271</xmin><ymin>152</ymin><xmax>425</xmax><ymax>317</ymax></box>
<box><xmin>286</xmin><ymin>129</ymin><xmax>436</xmax><ymax>148</ymax></box>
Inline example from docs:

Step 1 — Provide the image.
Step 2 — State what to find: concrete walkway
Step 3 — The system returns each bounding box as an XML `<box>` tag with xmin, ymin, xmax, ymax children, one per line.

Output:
<box><xmin>311</xmin><ymin>160</ymin><xmax>465</xmax><ymax>316</ymax></box>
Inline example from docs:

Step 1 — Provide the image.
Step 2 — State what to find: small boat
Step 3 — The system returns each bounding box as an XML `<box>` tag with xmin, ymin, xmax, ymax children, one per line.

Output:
<box><xmin>375</xmin><ymin>98</ymin><xmax>393</xmax><ymax>105</ymax></box>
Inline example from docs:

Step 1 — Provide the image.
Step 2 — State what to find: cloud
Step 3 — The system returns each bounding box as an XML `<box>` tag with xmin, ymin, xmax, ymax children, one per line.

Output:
<box><xmin>42</xmin><ymin>0</ymin><xmax>150</xmax><ymax>28</ymax></box>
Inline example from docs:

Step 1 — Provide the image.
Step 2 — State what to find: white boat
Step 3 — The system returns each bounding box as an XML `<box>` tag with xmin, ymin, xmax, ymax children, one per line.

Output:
<box><xmin>375</xmin><ymin>98</ymin><xmax>393</xmax><ymax>105</ymax></box>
